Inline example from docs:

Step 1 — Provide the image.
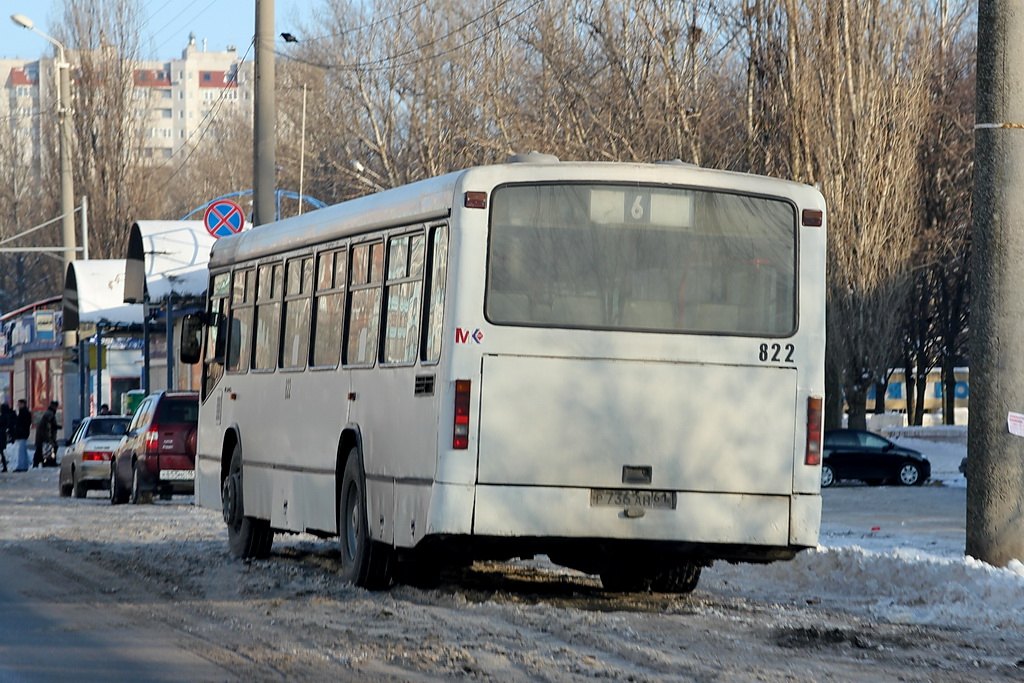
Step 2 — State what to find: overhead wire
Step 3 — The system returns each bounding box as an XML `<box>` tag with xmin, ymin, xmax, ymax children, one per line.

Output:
<box><xmin>150</xmin><ymin>1</ymin><xmax>533</xmax><ymax>184</ymax></box>
<box><xmin>275</xmin><ymin>0</ymin><xmax>540</xmax><ymax>72</ymax></box>
<box><xmin>149</xmin><ymin>0</ymin><xmax>220</xmax><ymax>57</ymax></box>
<box><xmin>295</xmin><ymin>0</ymin><xmax>432</xmax><ymax>43</ymax></box>
<box><xmin>138</xmin><ymin>0</ymin><xmax>178</xmax><ymax>35</ymax></box>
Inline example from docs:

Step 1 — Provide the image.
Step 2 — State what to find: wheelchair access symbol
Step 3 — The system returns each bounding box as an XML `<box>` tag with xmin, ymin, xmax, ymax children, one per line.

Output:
<box><xmin>203</xmin><ymin>199</ymin><xmax>246</xmax><ymax>239</ymax></box>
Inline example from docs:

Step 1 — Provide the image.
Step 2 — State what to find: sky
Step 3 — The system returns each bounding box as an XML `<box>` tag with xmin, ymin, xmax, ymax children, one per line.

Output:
<box><xmin>1</xmin><ymin>0</ymin><xmax>313</xmax><ymax>61</ymax></box>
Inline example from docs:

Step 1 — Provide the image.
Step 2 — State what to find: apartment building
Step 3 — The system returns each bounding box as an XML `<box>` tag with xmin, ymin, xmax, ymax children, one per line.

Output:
<box><xmin>2</xmin><ymin>33</ymin><xmax>254</xmax><ymax>164</ymax></box>
<box><xmin>134</xmin><ymin>32</ymin><xmax>254</xmax><ymax>161</ymax></box>
<box><xmin>0</xmin><ymin>57</ymin><xmax>48</xmax><ymax>167</ymax></box>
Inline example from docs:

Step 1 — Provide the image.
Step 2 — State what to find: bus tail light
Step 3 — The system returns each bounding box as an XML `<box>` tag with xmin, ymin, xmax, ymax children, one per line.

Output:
<box><xmin>802</xmin><ymin>209</ymin><xmax>823</xmax><ymax>227</ymax></box>
<box><xmin>453</xmin><ymin>380</ymin><xmax>471</xmax><ymax>449</ymax></box>
<box><xmin>464</xmin><ymin>191</ymin><xmax>488</xmax><ymax>209</ymax></box>
<box><xmin>805</xmin><ymin>396</ymin><xmax>823</xmax><ymax>466</ymax></box>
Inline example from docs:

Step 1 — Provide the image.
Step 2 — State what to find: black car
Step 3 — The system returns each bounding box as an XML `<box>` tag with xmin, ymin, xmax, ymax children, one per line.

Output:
<box><xmin>821</xmin><ymin>429</ymin><xmax>930</xmax><ymax>487</ymax></box>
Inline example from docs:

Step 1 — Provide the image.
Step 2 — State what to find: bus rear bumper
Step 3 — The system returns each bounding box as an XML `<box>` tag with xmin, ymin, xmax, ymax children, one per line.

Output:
<box><xmin>790</xmin><ymin>493</ymin><xmax>822</xmax><ymax>547</ymax></box>
<box><xmin>469</xmin><ymin>485</ymin><xmax>819</xmax><ymax>552</ymax></box>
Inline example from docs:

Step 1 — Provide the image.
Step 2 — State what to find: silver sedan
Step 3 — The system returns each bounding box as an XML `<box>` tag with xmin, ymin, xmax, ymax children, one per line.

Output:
<box><xmin>59</xmin><ymin>416</ymin><xmax>131</xmax><ymax>498</ymax></box>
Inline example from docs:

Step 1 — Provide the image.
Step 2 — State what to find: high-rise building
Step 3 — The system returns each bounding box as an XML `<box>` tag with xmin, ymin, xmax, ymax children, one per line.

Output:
<box><xmin>133</xmin><ymin>32</ymin><xmax>254</xmax><ymax>161</ymax></box>
<box><xmin>1</xmin><ymin>57</ymin><xmax>48</xmax><ymax>169</ymax></box>
<box><xmin>2</xmin><ymin>33</ymin><xmax>254</xmax><ymax>166</ymax></box>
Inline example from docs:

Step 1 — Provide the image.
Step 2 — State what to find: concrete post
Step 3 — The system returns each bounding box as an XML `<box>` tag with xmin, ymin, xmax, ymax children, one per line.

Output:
<box><xmin>253</xmin><ymin>0</ymin><xmax>276</xmax><ymax>225</ymax></box>
<box><xmin>967</xmin><ymin>0</ymin><xmax>1024</xmax><ymax>566</ymax></box>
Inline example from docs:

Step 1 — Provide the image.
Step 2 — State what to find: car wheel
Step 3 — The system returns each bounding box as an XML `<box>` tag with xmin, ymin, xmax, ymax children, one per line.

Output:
<box><xmin>130</xmin><ymin>464</ymin><xmax>152</xmax><ymax>504</ymax></box>
<box><xmin>898</xmin><ymin>463</ymin><xmax>921</xmax><ymax>486</ymax></box>
<box><xmin>110</xmin><ymin>464</ymin><xmax>129</xmax><ymax>505</ymax></box>
<box><xmin>59</xmin><ymin>470</ymin><xmax>72</xmax><ymax>497</ymax></box>
<box><xmin>72</xmin><ymin>469</ymin><xmax>87</xmax><ymax>499</ymax></box>
<box><xmin>338</xmin><ymin>448</ymin><xmax>392</xmax><ymax>590</ymax></box>
<box><xmin>820</xmin><ymin>464</ymin><xmax>835</xmax><ymax>488</ymax></box>
<box><xmin>224</xmin><ymin>444</ymin><xmax>273</xmax><ymax>559</ymax></box>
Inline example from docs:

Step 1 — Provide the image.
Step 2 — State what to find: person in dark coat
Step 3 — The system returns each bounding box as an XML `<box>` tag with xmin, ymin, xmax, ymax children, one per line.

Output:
<box><xmin>0</xmin><ymin>402</ymin><xmax>12</xmax><ymax>472</ymax></box>
<box><xmin>34</xmin><ymin>400</ymin><xmax>60</xmax><ymax>468</ymax></box>
<box><xmin>13</xmin><ymin>399</ymin><xmax>32</xmax><ymax>472</ymax></box>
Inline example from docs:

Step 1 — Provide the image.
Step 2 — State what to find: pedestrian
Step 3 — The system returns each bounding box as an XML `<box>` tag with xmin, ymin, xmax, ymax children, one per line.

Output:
<box><xmin>0</xmin><ymin>402</ymin><xmax>12</xmax><ymax>472</ymax></box>
<box><xmin>98</xmin><ymin>403</ymin><xmax>110</xmax><ymax>416</ymax></box>
<box><xmin>12</xmin><ymin>399</ymin><xmax>31</xmax><ymax>472</ymax></box>
<box><xmin>34</xmin><ymin>400</ymin><xmax>60</xmax><ymax>468</ymax></box>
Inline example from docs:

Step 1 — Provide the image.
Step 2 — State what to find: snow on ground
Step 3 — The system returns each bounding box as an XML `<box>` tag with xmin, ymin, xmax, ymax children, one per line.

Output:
<box><xmin>1</xmin><ymin>425</ymin><xmax>1021</xmax><ymax>645</ymax></box>
<box><xmin>706</xmin><ymin>425</ymin><xmax>1024</xmax><ymax>635</ymax></box>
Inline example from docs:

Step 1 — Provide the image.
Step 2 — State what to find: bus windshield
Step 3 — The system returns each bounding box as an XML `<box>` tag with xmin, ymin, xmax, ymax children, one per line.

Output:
<box><xmin>486</xmin><ymin>183</ymin><xmax>797</xmax><ymax>336</ymax></box>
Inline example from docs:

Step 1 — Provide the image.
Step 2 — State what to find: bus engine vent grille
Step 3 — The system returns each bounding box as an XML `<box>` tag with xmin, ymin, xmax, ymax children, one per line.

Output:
<box><xmin>414</xmin><ymin>374</ymin><xmax>435</xmax><ymax>396</ymax></box>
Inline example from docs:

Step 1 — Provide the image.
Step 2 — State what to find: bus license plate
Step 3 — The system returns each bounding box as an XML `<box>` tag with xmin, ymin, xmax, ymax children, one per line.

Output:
<box><xmin>589</xmin><ymin>489</ymin><xmax>676</xmax><ymax>510</ymax></box>
<box><xmin>159</xmin><ymin>469</ymin><xmax>195</xmax><ymax>481</ymax></box>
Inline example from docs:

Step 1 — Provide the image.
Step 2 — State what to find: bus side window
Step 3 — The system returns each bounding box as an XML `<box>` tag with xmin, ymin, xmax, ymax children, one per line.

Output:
<box><xmin>383</xmin><ymin>232</ymin><xmax>424</xmax><ymax>365</ymax></box>
<box><xmin>280</xmin><ymin>256</ymin><xmax>312</xmax><ymax>369</ymax></box>
<box><xmin>312</xmin><ymin>249</ymin><xmax>345</xmax><ymax>367</ymax></box>
<box><xmin>422</xmin><ymin>225</ymin><xmax>448</xmax><ymax>363</ymax></box>
<box><xmin>202</xmin><ymin>274</ymin><xmax>230</xmax><ymax>399</ymax></box>
<box><xmin>227</xmin><ymin>268</ymin><xmax>254</xmax><ymax>373</ymax></box>
<box><xmin>253</xmin><ymin>262</ymin><xmax>283</xmax><ymax>371</ymax></box>
<box><xmin>345</xmin><ymin>241</ymin><xmax>383</xmax><ymax>366</ymax></box>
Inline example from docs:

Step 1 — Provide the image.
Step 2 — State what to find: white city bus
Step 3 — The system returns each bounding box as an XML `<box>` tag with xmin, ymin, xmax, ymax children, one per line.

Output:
<box><xmin>181</xmin><ymin>155</ymin><xmax>826</xmax><ymax>592</ymax></box>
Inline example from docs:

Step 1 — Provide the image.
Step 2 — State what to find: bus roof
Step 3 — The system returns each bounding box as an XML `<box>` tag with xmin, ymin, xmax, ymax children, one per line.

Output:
<box><xmin>209</xmin><ymin>169</ymin><xmax>464</xmax><ymax>269</ymax></box>
<box><xmin>208</xmin><ymin>159</ymin><xmax>822</xmax><ymax>269</ymax></box>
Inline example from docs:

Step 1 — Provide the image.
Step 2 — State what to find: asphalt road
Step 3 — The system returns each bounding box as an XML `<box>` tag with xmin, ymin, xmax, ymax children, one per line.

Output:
<box><xmin>1</xmin><ymin>468</ymin><xmax>1014</xmax><ymax>682</ymax></box>
<box><xmin>0</xmin><ymin>545</ymin><xmax>235</xmax><ymax>682</ymax></box>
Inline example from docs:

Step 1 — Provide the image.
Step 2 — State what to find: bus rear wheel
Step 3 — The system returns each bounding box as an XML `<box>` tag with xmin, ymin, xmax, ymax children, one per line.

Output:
<box><xmin>223</xmin><ymin>444</ymin><xmax>273</xmax><ymax>559</ymax></box>
<box><xmin>600</xmin><ymin>561</ymin><xmax>702</xmax><ymax>594</ymax></box>
<box><xmin>338</xmin><ymin>449</ymin><xmax>392</xmax><ymax>590</ymax></box>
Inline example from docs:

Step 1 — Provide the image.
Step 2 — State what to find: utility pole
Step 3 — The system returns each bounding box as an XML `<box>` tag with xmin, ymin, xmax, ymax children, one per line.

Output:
<box><xmin>57</xmin><ymin>43</ymin><xmax>75</xmax><ymax>273</ymax></box>
<box><xmin>11</xmin><ymin>13</ymin><xmax>77</xmax><ymax>323</ymax></box>
<box><xmin>253</xmin><ymin>0</ymin><xmax>276</xmax><ymax>226</ymax></box>
<box><xmin>967</xmin><ymin>0</ymin><xmax>1024</xmax><ymax>567</ymax></box>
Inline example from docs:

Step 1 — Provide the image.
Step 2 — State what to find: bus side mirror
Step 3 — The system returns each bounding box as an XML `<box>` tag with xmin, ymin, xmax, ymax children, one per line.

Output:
<box><xmin>180</xmin><ymin>313</ymin><xmax>203</xmax><ymax>365</ymax></box>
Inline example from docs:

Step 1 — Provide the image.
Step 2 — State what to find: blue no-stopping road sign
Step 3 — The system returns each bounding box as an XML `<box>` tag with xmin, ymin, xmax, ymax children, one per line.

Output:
<box><xmin>203</xmin><ymin>199</ymin><xmax>246</xmax><ymax>239</ymax></box>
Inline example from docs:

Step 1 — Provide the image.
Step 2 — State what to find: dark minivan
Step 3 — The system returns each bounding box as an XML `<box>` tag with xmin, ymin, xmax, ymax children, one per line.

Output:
<box><xmin>110</xmin><ymin>391</ymin><xmax>199</xmax><ymax>504</ymax></box>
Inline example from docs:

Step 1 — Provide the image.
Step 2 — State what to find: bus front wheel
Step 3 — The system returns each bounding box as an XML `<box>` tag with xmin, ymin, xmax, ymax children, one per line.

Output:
<box><xmin>223</xmin><ymin>444</ymin><xmax>273</xmax><ymax>559</ymax></box>
<box><xmin>338</xmin><ymin>449</ymin><xmax>392</xmax><ymax>590</ymax></box>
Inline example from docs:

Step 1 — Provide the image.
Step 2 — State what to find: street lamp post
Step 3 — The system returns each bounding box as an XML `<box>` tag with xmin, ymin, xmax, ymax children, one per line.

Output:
<box><xmin>11</xmin><ymin>13</ymin><xmax>77</xmax><ymax>276</ymax></box>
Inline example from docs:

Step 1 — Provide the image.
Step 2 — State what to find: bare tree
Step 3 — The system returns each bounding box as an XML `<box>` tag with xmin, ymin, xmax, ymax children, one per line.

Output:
<box><xmin>775</xmin><ymin>0</ymin><xmax>934</xmax><ymax>429</ymax></box>
<box><xmin>0</xmin><ymin>119</ymin><xmax>58</xmax><ymax>307</ymax></box>
<box><xmin>925</xmin><ymin>5</ymin><xmax>974</xmax><ymax>426</ymax></box>
<box><xmin>894</xmin><ymin>2</ymin><xmax>973</xmax><ymax>426</ymax></box>
<box><xmin>158</xmin><ymin>111</ymin><xmax>254</xmax><ymax>220</ymax></box>
<box><xmin>57</xmin><ymin>0</ymin><xmax>149</xmax><ymax>259</ymax></box>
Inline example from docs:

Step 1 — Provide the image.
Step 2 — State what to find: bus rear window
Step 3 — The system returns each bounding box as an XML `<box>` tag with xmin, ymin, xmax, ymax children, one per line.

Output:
<box><xmin>486</xmin><ymin>183</ymin><xmax>797</xmax><ymax>336</ymax></box>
